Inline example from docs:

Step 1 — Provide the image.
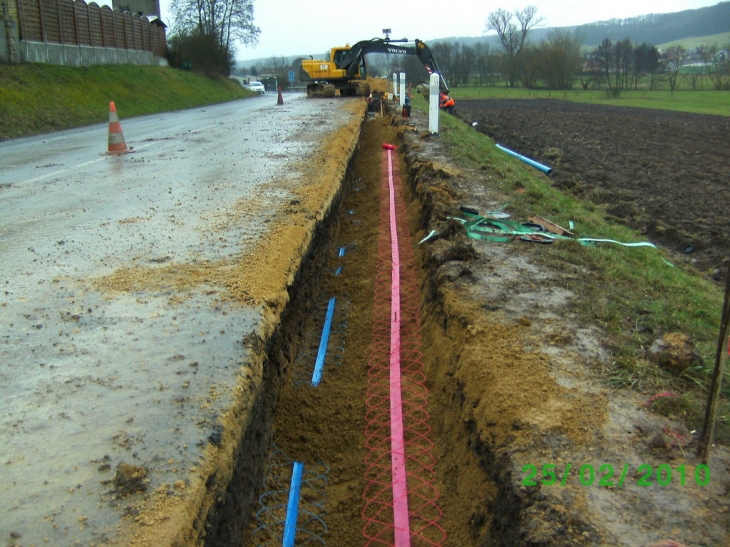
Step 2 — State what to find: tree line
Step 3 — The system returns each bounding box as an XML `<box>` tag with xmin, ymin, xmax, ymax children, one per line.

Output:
<box><xmin>162</xmin><ymin>0</ymin><xmax>729</xmax><ymax>93</ymax></box>
<box><xmin>374</xmin><ymin>7</ymin><xmax>729</xmax><ymax>92</ymax></box>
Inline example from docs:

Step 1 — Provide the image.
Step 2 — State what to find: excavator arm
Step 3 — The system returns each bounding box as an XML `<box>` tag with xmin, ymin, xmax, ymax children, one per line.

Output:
<box><xmin>338</xmin><ymin>38</ymin><xmax>449</xmax><ymax>93</ymax></box>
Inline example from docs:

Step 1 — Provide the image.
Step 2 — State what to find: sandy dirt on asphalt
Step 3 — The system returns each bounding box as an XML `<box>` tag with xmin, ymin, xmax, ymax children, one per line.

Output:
<box><xmin>116</xmin><ymin>100</ymin><xmax>366</xmax><ymax>547</ymax></box>
<box><xmin>0</xmin><ymin>97</ymin><xmax>365</xmax><ymax>547</ymax></box>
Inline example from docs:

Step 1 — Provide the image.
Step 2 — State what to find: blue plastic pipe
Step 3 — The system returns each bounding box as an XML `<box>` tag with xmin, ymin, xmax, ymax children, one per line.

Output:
<box><xmin>496</xmin><ymin>144</ymin><xmax>553</xmax><ymax>175</ymax></box>
<box><xmin>282</xmin><ymin>461</ymin><xmax>304</xmax><ymax>547</ymax></box>
<box><xmin>311</xmin><ymin>297</ymin><xmax>336</xmax><ymax>386</ymax></box>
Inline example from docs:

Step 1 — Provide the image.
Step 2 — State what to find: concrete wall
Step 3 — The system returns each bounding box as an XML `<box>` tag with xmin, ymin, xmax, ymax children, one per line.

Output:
<box><xmin>18</xmin><ymin>40</ymin><xmax>168</xmax><ymax>66</ymax></box>
<box><xmin>1</xmin><ymin>8</ymin><xmax>20</xmax><ymax>63</ymax></box>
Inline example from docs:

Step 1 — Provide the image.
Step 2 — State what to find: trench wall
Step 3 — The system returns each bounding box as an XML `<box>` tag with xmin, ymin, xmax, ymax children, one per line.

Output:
<box><xmin>398</xmin><ymin>107</ymin><xmax>599</xmax><ymax>546</ymax></box>
<box><xmin>202</xmin><ymin>173</ymin><xmax>355</xmax><ymax>546</ymax></box>
<box><xmin>121</xmin><ymin>106</ymin><xmax>366</xmax><ymax>547</ymax></box>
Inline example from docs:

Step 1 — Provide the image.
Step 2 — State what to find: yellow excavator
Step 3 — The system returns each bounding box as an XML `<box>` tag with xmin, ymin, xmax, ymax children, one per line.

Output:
<box><xmin>300</xmin><ymin>37</ymin><xmax>449</xmax><ymax>98</ymax></box>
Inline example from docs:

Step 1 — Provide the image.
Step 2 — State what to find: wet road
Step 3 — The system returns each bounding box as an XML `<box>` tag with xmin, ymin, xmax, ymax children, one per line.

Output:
<box><xmin>0</xmin><ymin>94</ymin><xmax>358</xmax><ymax>546</ymax></box>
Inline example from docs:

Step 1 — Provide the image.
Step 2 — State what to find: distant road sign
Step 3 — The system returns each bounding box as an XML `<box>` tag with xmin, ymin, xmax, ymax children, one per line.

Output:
<box><xmin>288</xmin><ymin>71</ymin><xmax>295</xmax><ymax>82</ymax></box>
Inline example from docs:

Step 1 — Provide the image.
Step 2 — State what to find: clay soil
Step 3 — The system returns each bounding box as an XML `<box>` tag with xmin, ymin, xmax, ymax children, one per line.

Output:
<box><xmin>456</xmin><ymin>99</ymin><xmax>730</xmax><ymax>278</ymax></box>
<box><xmin>245</xmin><ymin>96</ymin><xmax>730</xmax><ymax>547</ymax></box>
<box><xmin>102</xmin><ymin>96</ymin><xmax>730</xmax><ymax>547</ymax></box>
<box><xmin>404</xmin><ymin>100</ymin><xmax>730</xmax><ymax>546</ymax></box>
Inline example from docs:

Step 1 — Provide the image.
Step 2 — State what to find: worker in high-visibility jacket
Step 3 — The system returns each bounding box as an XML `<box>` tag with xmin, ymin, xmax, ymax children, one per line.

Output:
<box><xmin>439</xmin><ymin>91</ymin><xmax>455</xmax><ymax>114</ymax></box>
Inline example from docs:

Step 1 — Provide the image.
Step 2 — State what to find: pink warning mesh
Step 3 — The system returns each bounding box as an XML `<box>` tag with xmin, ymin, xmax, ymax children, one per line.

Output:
<box><xmin>361</xmin><ymin>147</ymin><xmax>446</xmax><ymax>547</ymax></box>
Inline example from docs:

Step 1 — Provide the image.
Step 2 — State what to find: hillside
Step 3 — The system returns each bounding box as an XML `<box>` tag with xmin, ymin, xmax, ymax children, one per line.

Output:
<box><xmin>0</xmin><ymin>65</ymin><xmax>250</xmax><ymax>140</ymax></box>
<box><xmin>436</xmin><ymin>1</ymin><xmax>730</xmax><ymax>48</ymax></box>
<box><xmin>238</xmin><ymin>2</ymin><xmax>730</xmax><ymax>66</ymax></box>
<box><xmin>573</xmin><ymin>1</ymin><xmax>730</xmax><ymax>46</ymax></box>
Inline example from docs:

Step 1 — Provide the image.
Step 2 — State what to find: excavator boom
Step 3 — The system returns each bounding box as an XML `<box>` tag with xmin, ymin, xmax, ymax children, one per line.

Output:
<box><xmin>300</xmin><ymin>38</ymin><xmax>449</xmax><ymax>98</ymax></box>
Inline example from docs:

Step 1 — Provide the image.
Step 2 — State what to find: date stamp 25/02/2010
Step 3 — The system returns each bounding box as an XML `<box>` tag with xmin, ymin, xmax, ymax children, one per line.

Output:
<box><xmin>522</xmin><ymin>463</ymin><xmax>711</xmax><ymax>488</ymax></box>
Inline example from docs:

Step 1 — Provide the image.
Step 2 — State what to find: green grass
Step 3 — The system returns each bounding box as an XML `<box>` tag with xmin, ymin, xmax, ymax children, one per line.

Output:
<box><xmin>428</xmin><ymin>105</ymin><xmax>729</xmax><ymax>441</ymax></box>
<box><xmin>0</xmin><ymin>64</ymin><xmax>252</xmax><ymax>140</ymax></box>
<box><xmin>658</xmin><ymin>31</ymin><xmax>730</xmax><ymax>50</ymax></box>
<box><xmin>448</xmin><ymin>86</ymin><xmax>730</xmax><ymax>116</ymax></box>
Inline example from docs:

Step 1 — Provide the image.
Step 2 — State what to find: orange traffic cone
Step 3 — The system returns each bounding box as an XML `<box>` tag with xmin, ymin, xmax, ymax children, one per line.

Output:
<box><xmin>277</xmin><ymin>87</ymin><xmax>284</xmax><ymax>106</ymax></box>
<box><xmin>106</xmin><ymin>101</ymin><xmax>131</xmax><ymax>155</ymax></box>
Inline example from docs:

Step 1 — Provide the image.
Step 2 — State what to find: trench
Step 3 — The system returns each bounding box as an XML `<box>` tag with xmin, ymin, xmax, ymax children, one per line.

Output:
<box><xmin>200</xmin><ymin>111</ymin><xmax>535</xmax><ymax>547</ymax></box>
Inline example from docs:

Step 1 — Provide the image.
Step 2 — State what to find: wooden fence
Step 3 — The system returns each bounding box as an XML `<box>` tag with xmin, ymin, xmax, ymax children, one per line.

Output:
<box><xmin>15</xmin><ymin>0</ymin><xmax>166</xmax><ymax>58</ymax></box>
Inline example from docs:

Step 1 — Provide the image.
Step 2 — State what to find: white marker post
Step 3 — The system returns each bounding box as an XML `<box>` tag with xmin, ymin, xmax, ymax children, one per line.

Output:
<box><xmin>399</xmin><ymin>72</ymin><xmax>406</xmax><ymax>109</ymax></box>
<box><xmin>392</xmin><ymin>73</ymin><xmax>398</xmax><ymax>101</ymax></box>
<box><xmin>428</xmin><ymin>73</ymin><xmax>440</xmax><ymax>134</ymax></box>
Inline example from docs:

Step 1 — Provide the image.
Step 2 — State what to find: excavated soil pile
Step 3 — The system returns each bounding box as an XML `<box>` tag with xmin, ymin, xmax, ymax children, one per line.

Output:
<box><xmin>456</xmin><ymin>99</ymin><xmax>730</xmax><ymax>279</ymax></box>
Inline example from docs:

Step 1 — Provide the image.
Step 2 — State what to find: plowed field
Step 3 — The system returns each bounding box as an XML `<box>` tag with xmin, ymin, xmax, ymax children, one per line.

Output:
<box><xmin>457</xmin><ymin>99</ymin><xmax>730</xmax><ymax>279</ymax></box>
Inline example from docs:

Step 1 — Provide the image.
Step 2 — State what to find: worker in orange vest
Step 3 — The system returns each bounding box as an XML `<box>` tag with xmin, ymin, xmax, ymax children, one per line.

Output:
<box><xmin>439</xmin><ymin>91</ymin><xmax>455</xmax><ymax>114</ymax></box>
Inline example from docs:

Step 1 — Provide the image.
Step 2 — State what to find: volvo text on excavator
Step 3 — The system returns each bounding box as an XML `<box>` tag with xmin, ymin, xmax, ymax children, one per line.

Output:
<box><xmin>300</xmin><ymin>37</ymin><xmax>449</xmax><ymax>98</ymax></box>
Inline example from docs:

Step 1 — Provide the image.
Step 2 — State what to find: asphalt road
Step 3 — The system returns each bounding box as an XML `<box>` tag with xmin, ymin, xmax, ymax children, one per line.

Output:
<box><xmin>0</xmin><ymin>93</ymin><xmax>356</xmax><ymax>546</ymax></box>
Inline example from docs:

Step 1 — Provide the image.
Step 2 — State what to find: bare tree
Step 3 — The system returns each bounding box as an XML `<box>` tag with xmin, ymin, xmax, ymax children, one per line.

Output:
<box><xmin>633</xmin><ymin>42</ymin><xmax>659</xmax><ymax>89</ymax></box>
<box><xmin>614</xmin><ymin>39</ymin><xmax>633</xmax><ymax>89</ymax></box>
<box><xmin>447</xmin><ymin>43</ymin><xmax>476</xmax><ymax>87</ymax></box>
<box><xmin>261</xmin><ymin>55</ymin><xmax>290</xmax><ymax>89</ymax></box>
<box><xmin>519</xmin><ymin>45</ymin><xmax>541</xmax><ymax>88</ymax></box>
<box><xmin>485</xmin><ymin>6</ymin><xmax>542</xmax><ymax>86</ymax></box>
<box><xmin>539</xmin><ymin>29</ymin><xmax>583</xmax><ymax>89</ymax></box>
<box><xmin>706</xmin><ymin>44</ymin><xmax>730</xmax><ymax>91</ymax></box>
<box><xmin>431</xmin><ymin>42</ymin><xmax>455</xmax><ymax>86</ymax></box>
<box><xmin>662</xmin><ymin>45</ymin><xmax>685</xmax><ymax>95</ymax></box>
<box><xmin>171</xmin><ymin>0</ymin><xmax>260</xmax><ymax>57</ymax></box>
<box><xmin>473</xmin><ymin>42</ymin><xmax>494</xmax><ymax>86</ymax></box>
<box><xmin>592</xmin><ymin>38</ymin><xmax>614</xmax><ymax>89</ymax></box>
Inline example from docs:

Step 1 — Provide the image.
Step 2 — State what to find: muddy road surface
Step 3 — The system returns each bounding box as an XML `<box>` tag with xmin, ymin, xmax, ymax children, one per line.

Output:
<box><xmin>0</xmin><ymin>95</ymin><xmax>363</xmax><ymax>547</ymax></box>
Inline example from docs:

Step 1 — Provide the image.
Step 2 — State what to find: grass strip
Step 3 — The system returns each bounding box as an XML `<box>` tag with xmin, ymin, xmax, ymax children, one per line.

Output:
<box><xmin>448</xmin><ymin>86</ymin><xmax>730</xmax><ymax>117</ymax></box>
<box><xmin>0</xmin><ymin>64</ymin><xmax>251</xmax><ymax>140</ymax></box>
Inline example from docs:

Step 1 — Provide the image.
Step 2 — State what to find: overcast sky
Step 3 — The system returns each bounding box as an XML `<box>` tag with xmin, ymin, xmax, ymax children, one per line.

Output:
<box><xmin>134</xmin><ymin>0</ymin><xmax>722</xmax><ymax>61</ymax></box>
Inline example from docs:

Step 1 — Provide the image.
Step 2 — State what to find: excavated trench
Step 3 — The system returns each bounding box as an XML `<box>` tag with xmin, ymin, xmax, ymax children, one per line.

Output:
<box><xmin>194</xmin><ymin>112</ymin><xmax>539</xmax><ymax>547</ymax></box>
<box><xmin>198</xmin><ymin>99</ymin><xmax>730</xmax><ymax>547</ymax></box>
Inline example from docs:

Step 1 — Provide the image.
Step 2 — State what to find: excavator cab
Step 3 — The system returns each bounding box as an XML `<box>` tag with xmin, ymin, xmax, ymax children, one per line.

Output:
<box><xmin>332</xmin><ymin>48</ymin><xmax>366</xmax><ymax>79</ymax></box>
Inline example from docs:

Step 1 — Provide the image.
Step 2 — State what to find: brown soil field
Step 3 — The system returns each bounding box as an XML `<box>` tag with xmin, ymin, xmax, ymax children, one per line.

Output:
<box><xmin>456</xmin><ymin>99</ymin><xmax>730</xmax><ymax>279</ymax></box>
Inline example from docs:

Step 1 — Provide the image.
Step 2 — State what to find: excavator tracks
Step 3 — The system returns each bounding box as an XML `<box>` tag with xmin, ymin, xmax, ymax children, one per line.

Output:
<box><xmin>306</xmin><ymin>83</ymin><xmax>370</xmax><ymax>98</ymax></box>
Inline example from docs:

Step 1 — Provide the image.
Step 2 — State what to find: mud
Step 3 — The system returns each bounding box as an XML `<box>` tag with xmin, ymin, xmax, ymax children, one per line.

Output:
<box><xmin>243</xmin><ymin>97</ymin><xmax>728</xmax><ymax>547</ymax></box>
<box><xmin>455</xmin><ymin>99</ymin><xmax>730</xmax><ymax>280</ymax></box>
